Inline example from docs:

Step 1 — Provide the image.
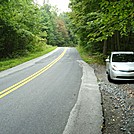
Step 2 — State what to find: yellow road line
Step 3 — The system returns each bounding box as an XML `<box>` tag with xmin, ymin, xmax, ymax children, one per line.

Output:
<box><xmin>0</xmin><ymin>48</ymin><xmax>67</xmax><ymax>99</ymax></box>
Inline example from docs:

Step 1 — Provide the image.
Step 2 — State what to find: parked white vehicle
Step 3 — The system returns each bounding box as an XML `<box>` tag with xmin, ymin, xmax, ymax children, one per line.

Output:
<box><xmin>106</xmin><ymin>52</ymin><xmax>134</xmax><ymax>81</ymax></box>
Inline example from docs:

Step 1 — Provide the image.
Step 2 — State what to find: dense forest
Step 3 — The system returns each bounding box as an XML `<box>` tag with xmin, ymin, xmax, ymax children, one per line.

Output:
<box><xmin>0</xmin><ymin>0</ymin><xmax>75</xmax><ymax>58</ymax></box>
<box><xmin>69</xmin><ymin>0</ymin><xmax>134</xmax><ymax>55</ymax></box>
<box><xmin>0</xmin><ymin>0</ymin><xmax>134</xmax><ymax>59</ymax></box>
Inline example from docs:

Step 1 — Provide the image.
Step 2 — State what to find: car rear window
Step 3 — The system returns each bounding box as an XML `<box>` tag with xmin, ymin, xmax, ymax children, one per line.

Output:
<box><xmin>112</xmin><ymin>54</ymin><xmax>134</xmax><ymax>62</ymax></box>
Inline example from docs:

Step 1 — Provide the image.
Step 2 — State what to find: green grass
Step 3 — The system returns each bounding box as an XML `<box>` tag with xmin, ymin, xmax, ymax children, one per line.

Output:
<box><xmin>0</xmin><ymin>45</ymin><xmax>57</xmax><ymax>72</ymax></box>
<box><xmin>76</xmin><ymin>45</ymin><xmax>105</xmax><ymax>64</ymax></box>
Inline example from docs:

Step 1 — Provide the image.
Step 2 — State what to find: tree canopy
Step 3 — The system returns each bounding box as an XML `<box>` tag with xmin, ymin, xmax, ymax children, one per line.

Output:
<box><xmin>69</xmin><ymin>0</ymin><xmax>134</xmax><ymax>54</ymax></box>
<box><xmin>1</xmin><ymin>0</ymin><xmax>133</xmax><ymax>59</ymax></box>
<box><xmin>0</xmin><ymin>1</ymin><xmax>75</xmax><ymax>58</ymax></box>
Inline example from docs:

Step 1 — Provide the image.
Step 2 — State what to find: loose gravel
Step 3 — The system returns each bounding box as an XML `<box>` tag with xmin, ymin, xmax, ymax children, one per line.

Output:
<box><xmin>90</xmin><ymin>64</ymin><xmax>134</xmax><ymax>134</ymax></box>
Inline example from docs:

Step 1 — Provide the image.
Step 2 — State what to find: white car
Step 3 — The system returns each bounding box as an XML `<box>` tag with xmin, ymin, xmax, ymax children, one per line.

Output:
<box><xmin>106</xmin><ymin>51</ymin><xmax>134</xmax><ymax>81</ymax></box>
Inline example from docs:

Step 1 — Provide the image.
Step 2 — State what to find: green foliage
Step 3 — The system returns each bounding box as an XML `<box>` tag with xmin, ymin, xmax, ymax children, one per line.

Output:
<box><xmin>0</xmin><ymin>0</ymin><xmax>46</xmax><ymax>58</ymax></box>
<box><xmin>40</xmin><ymin>5</ymin><xmax>76</xmax><ymax>47</ymax></box>
<box><xmin>40</xmin><ymin>4</ymin><xmax>56</xmax><ymax>46</ymax></box>
<box><xmin>69</xmin><ymin>0</ymin><xmax>134</xmax><ymax>54</ymax></box>
<box><xmin>0</xmin><ymin>45</ymin><xmax>57</xmax><ymax>71</ymax></box>
<box><xmin>60</xmin><ymin>13</ymin><xmax>78</xmax><ymax>46</ymax></box>
<box><xmin>0</xmin><ymin>0</ymin><xmax>78</xmax><ymax>59</ymax></box>
<box><xmin>77</xmin><ymin>45</ymin><xmax>105</xmax><ymax>64</ymax></box>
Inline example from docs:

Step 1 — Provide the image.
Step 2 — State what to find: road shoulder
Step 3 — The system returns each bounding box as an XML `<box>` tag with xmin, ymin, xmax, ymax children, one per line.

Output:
<box><xmin>63</xmin><ymin>60</ymin><xmax>103</xmax><ymax>134</ymax></box>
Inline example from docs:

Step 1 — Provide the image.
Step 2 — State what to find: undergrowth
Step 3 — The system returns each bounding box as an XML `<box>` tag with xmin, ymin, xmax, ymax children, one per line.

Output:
<box><xmin>76</xmin><ymin>45</ymin><xmax>106</xmax><ymax>64</ymax></box>
<box><xmin>0</xmin><ymin>45</ymin><xmax>57</xmax><ymax>72</ymax></box>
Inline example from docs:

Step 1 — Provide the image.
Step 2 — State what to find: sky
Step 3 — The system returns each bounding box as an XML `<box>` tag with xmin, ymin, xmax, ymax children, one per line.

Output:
<box><xmin>36</xmin><ymin>0</ymin><xmax>70</xmax><ymax>13</ymax></box>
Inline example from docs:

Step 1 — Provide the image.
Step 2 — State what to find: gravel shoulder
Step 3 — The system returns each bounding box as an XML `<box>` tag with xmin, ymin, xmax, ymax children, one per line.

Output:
<box><xmin>90</xmin><ymin>64</ymin><xmax>134</xmax><ymax>134</ymax></box>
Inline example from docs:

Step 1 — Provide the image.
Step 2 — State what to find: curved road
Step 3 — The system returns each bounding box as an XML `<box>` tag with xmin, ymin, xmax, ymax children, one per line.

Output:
<box><xmin>0</xmin><ymin>48</ymin><xmax>83</xmax><ymax>134</ymax></box>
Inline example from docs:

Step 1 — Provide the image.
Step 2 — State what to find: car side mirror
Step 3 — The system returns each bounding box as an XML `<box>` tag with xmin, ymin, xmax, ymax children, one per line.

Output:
<box><xmin>105</xmin><ymin>58</ymin><xmax>110</xmax><ymax>62</ymax></box>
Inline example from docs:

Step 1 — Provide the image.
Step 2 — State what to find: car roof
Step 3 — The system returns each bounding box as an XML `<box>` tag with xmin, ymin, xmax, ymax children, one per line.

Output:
<box><xmin>111</xmin><ymin>51</ymin><xmax>134</xmax><ymax>54</ymax></box>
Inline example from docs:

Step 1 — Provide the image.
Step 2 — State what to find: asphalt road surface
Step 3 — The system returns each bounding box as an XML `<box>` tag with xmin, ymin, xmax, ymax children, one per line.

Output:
<box><xmin>0</xmin><ymin>48</ymin><xmax>83</xmax><ymax>134</ymax></box>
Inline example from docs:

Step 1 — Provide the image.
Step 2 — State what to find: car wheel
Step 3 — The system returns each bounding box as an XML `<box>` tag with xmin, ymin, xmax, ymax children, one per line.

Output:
<box><xmin>108</xmin><ymin>73</ymin><xmax>113</xmax><ymax>82</ymax></box>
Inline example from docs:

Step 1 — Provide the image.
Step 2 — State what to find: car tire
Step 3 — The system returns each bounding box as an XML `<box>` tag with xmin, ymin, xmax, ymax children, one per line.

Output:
<box><xmin>108</xmin><ymin>73</ymin><xmax>113</xmax><ymax>82</ymax></box>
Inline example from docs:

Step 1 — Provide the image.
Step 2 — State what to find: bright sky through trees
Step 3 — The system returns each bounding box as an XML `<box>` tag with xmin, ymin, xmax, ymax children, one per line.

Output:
<box><xmin>36</xmin><ymin>0</ymin><xmax>70</xmax><ymax>12</ymax></box>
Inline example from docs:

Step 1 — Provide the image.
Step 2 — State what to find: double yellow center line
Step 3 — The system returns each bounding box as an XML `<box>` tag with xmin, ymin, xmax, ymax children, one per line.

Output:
<box><xmin>0</xmin><ymin>48</ymin><xmax>67</xmax><ymax>99</ymax></box>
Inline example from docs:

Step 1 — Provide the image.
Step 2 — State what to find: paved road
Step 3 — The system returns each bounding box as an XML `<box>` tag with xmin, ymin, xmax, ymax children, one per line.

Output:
<box><xmin>0</xmin><ymin>47</ymin><xmax>103</xmax><ymax>134</ymax></box>
<box><xmin>0</xmin><ymin>48</ymin><xmax>83</xmax><ymax>134</ymax></box>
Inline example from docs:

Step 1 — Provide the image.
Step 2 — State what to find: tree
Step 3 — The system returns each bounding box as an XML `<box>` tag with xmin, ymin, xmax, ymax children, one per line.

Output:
<box><xmin>40</xmin><ymin>4</ymin><xmax>75</xmax><ymax>47</ymax></box>
<box><xmin>69</xmin><ymin>0</ymin><xmax>134</xmax><ymax>55</ymax></box>
<box><xmin>60</xmin><ymin>12</ymin><xmax>78</xmax><ymax>46</ymax></box>
<box><xmin>0</xmin><ymin>0</ymin><xmax>46</xmax><ymax>58</ymax></box>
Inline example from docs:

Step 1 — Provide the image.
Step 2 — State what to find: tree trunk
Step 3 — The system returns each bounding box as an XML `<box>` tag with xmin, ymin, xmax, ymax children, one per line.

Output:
<box><xmin>103</xmin><ymin>40</ymin><xmax>107</xmax><ymax>55</ymax></box>
<box><xmin>111</xmin><ymin>36</ymin><xmax>115</xmax><ymax>51</ymax></box>
<box><xmin>116</xmin><ymin>31</ymin><xmax>120</xmax><ymax>50</ymax></box>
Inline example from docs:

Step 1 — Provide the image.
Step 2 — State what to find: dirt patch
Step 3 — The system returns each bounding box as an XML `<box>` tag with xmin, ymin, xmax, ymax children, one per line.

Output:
<box><xmin>90</xmin><ymin>64</ymin><xmax>134</xmax><ymax>134</ymax></box>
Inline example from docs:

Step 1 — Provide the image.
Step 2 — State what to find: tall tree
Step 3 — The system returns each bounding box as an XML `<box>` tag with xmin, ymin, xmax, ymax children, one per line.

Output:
<box><xmin>0</xmin><ymin>0</ymin><xmax>46</xmax><ymax>58</ymax></box>
<box><xmin>69</xmin><ymin>0</ymin><xmax>134</xmax><ymax>54</ymax></box>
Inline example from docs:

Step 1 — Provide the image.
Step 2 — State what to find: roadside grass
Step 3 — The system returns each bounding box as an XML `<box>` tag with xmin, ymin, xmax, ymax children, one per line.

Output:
<box><xmin>76</xmin><ymin>45</ymin><xmax>105</xmax><ymax>64</ymax></box>
<box><xmin>0</xmin><ymin>45</ymin><xmax>57</xmax><ymax>72</ymax></box>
